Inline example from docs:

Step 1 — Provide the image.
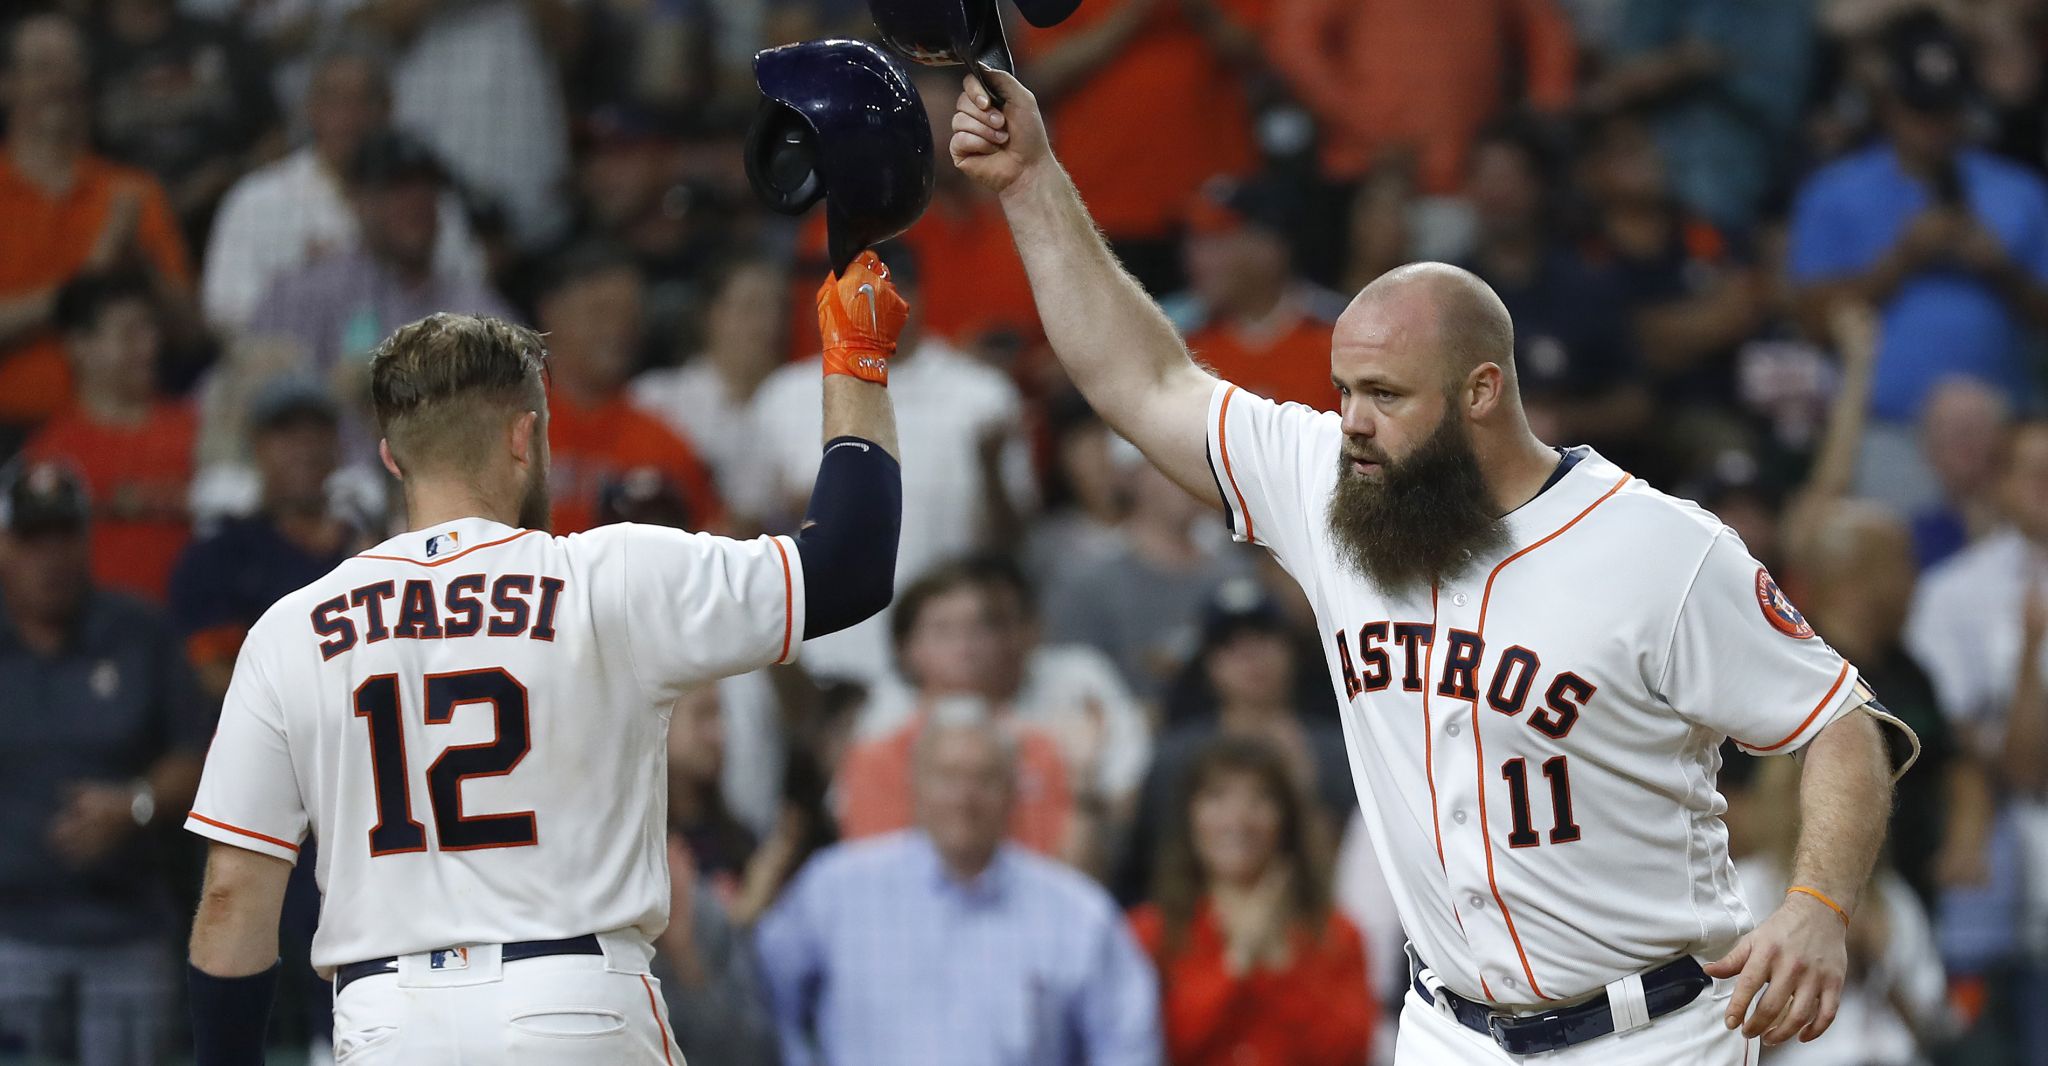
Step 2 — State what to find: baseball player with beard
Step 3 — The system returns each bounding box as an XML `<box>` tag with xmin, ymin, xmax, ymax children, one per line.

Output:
<box><xmin>951</xmin><ymin>71</ymin><xmax>1919</xmax><ymax>1063</ymax></box>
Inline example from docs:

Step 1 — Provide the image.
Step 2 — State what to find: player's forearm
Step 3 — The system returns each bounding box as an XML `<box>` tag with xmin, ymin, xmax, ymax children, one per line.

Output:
<box><xmin>998</xmin><ymin>164</ymin><xmax>1199</xmax><ymax>431</ymax></box>
<box><xmin>821</xmin><ymin>375</ymin><xmax>898</xmax><ymax>460</ymax></box>
<box><xmin>1788</xmin><ymin>711</ymin><xmax>1894</xmax><ymax>912</ymax></box>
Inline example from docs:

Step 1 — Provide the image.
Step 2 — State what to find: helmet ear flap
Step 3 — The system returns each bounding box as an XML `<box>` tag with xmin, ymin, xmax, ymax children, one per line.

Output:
<box><xmin>744</xmin><ymin>99</ymin><xmax>825</xmax><ymax>216</ymax></box>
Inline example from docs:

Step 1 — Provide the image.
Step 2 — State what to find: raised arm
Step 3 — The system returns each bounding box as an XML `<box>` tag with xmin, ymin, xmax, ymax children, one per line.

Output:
<box><xmin>951</xmin><ymin>70</ymin><xmax>1222</xmax><ymax>506</ymax></box>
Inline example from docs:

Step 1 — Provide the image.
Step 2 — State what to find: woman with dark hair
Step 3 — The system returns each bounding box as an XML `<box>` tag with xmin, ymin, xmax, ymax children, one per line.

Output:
<box><xmin>1130</xmin><ymin>736</ymin><xmax>1374</xmax><ymax>1066</ymax></box>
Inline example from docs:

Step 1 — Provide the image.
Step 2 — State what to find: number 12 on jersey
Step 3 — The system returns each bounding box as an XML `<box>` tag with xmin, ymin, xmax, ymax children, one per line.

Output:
<box><xmin>353</xmin><ymin>668</ymin><xmax>539</xmax><ymax>856</ymax></box>
<box><xmin>1502</xmin><ymin>755</ymin><xmax>1580</xmax><ymax>848</ymax></box>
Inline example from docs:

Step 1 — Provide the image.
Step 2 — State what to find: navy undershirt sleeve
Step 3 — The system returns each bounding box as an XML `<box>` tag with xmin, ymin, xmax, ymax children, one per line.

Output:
<box><xmin>793</xmin><ymin>436</ymin><xmax>902</xmax><ymax>639</ymax></box>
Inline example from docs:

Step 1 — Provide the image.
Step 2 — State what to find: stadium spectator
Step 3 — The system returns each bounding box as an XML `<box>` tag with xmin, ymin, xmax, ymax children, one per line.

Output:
<box><xmin>351</xmin><ymin>0</ymin><xmax>572</xmax><ymax>247</ymax></box>
<box><xmin>0</xmin><ymin>461</ymin><xmax>207</xmax><ymax>1066</ymax></box>
<box><xmin>633</xmin><ymin>254</ymin><xmax>791</xmax><ymax>525</ymax></box>
<box><xmin>1043</xmin><ymin>441</ymin><xmax>1255</xmax><ymax>701</ymax></box>
<box><xmin>200</xmin><ymin>40</ymin><xmax>488</xmax><ymax>333</ymax></box>
<box><xmin>835</xmin><ymin>563</ymin><xmax>1082</xmax><ymax>858</ymax></box>
<box><xmin>1788</xmin><ymin>13</ymin><xmax>2048</xmax><ymax>513</ymax></box>
<box><xmin>857</xmin><ymin>557</ymin><xmax>1151</xmax><ymax>837</ymax></box>
<box><xmin>747</xmin><ymin>249</ymin><xmax>1036</xmax><ymax>683</ymax></box>
<box><xmin>242</xmin><ymin>129</ymin><xmax>514</xmax><ymax>463</ymax></box>
<box><xmin>656</xmin><ymin>833</ymin><xmax>780</xmax><ymax>1066</ymax></box>
<box><xmin>1130</xmin><ymin>735</ymin><xmax>1372</xmax><ymax>1066</ymax></box>
<box><xmin>1269</xmin><ymin>0</ymin><xmax>1576</xmax><ymax>193</ymax></box>
<box><xmin>756</xmin><ymin>709</ymin><xmax>1162</xmax><ymax>1066</ymax></box>
<box><xmin>24</xmin><ymin>271</ymin><xmax>196</xmax><ymax>604</ymax></box>
<box><xmin>1021</xmin><ymin>394</ymin><xmax>1127</xmax><ymax>588</ymax></box>
<box><xmin>668</xmin><ymin>682</ymin><xmax>757</xmax><ymax>889</ymax></box>
<box><xmin>1016</xmin><ymin>0</ymin><xmax>1271</xmax><ymax>294</ymax></box>
<box><xmin>1464</xmin><ymin>121</ymin><xmax>1654</xmax><ymax>471</ymax></box>
<box><xmin>1581</xmin><ymin>113</ymin><xmax>1764</xmax><ymax>441</ymax></box>
<box><xmin>1907</xmin><ymin>418</ymin><xmax>2048</xmax><ymax>1059</ymax></box>
<box><xmin>1785</xmin><ymin>499</ymin><xmax>1993</xmax><ymax>914</ymax></box>
<box><xmin>533</xmin><ymin>241</ymin><xmax>723</xmax><ymax>534</ymax></box>
<box><xmin>1117</xmin><ymin>579</ymin><xmax>1351</xmax><ymax>904</ymax></box>
<box><xmin>1911</xmin><ymin>376</ymin><xmax>2014</xmax><ymax>569</ymax></box>
<box><xmin>89</xmin><ymin>0</ymin><xmax>279</xmax><ymax>243</ymax></box>
<box><xmin>1163</xmin><ymin>176</ymin><xmax>1347</xmax><ymax>411</ymax></box>
<box><xmin>1585</xmin><ymin>0</ymin><xmax>1815</xmax><ymax>229</ymax></box>
<box><xmin>166</xmin><ymin>376</ymin><xmax>353</xmax><ymax>699</ymax></box>
<box><xmin>0</xmin><ymin>12</ymin><xmax>193</xmax><ymax>445</ymax></box>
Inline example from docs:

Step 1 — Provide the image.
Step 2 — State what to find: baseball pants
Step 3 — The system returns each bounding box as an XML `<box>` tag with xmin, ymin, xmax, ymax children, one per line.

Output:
<box><xmin>0</xmin><ymin>937</ymin><xmax>172</xmax><ymax>1066</ymax></box>
<box><xmin>330</xmin><ymin>930</ymin><xmax>684</xmax><ymax>1064</ymax></box>
<box><xmin>1394</xmin><ymin>974</ymin><xmax>1760</xmax><ymax>1065</ymax></box>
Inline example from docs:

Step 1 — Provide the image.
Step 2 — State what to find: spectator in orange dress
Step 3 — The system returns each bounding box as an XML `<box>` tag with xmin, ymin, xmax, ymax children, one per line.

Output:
<box><xmin>1016</xmin><ymin>0</ymin><xmax>1273</xmax><ymax>294</ymax></box>
<box><xmin>1268</xmin><ymin>0</ymin><xmax>1576</xmax><ymax>193</ymax></box>
<box><xmin>536</xmin><ymin>241</ymin><xmax>725</xmax><ymax>534</ymax></box>
<box><xmin>836</xmin><ymin>561</ymin><xmax>1077</xmax><ymax>858</ymax></box>
<box><xmin>24</xmin><ymin>272</ymin><xmax>196</xmax><ymax>603</ymax></box>
<box><xmin>1131</xmin><ymin>735</ymin><xmax>1374</xmax><ymax>1066</ymax></box>
<box><xmin>0</xmin><ymin>13</ymin><xmax>194</xmax><ymax>445</ymax></box>
<box><xmin>1165</xmin><ymin>176</ymin><xmax>1346</xmax><ymax>411</ymax></box>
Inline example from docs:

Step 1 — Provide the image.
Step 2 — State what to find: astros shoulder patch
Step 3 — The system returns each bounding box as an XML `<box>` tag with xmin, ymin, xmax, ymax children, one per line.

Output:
<box><xmin>1755</xmin><ymin>567</ymin><xmax>1814</xmax><ymax>639</ymax></box>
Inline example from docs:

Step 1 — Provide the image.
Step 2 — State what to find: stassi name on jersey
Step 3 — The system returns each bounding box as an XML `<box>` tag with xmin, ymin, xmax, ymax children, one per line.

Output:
<box><xmin>311</xmin><ymin>574</ymin><xmax>566</xmax><ymax>660</ymax></box>
<box><xmin>1334</xmin><ymin>620</ymin><xmax>1595</xmax><ymax>739</ymax></box>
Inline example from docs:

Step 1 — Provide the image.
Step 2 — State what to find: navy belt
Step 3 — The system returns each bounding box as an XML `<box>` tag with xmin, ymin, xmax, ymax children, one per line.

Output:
<box><xmin>334</xmin><ymin>934</ymin><xmax>603</xmax><ymax>996</ymax></box>
<box><xmin>1409</xmin><ymin>951</ymin><xmax>1712</xmax><ymax>1056</ymax></box>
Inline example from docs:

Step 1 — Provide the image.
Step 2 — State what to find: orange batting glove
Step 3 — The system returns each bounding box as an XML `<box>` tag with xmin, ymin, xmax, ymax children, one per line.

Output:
<box><xmin>817</xmin><ymin>250</ymin><xmax>908</xmax><ymax>386</ymax></box>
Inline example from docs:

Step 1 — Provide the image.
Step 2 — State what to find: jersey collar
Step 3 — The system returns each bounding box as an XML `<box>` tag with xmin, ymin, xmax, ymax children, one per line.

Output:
<box><xmin>1500</xmin><ymin>446</ymin><xmax>1629</xmax><ymax>551</ymax></box>
<box><xmin>357</xmin><ymin>517</ymin><xmax>527</xmax><ymax>565</ymax></box>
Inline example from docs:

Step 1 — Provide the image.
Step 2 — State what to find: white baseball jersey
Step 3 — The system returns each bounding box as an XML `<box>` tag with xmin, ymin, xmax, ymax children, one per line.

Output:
<box><xmin>1206</xmin><ymin>382</ymin><xmax>1900</xmax><ymax>1009</ymax></box>
<box><xmin>186</xmin><ymin>516</ymin><xmax>802</xmax><ymax>971</ymax></box>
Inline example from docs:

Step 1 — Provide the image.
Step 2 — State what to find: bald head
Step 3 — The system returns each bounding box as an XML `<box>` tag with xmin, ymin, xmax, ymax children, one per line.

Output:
<box><xmin>1349</xmin><ymin>262</ymin><xmax>1516</xmax><ymax>387</ymax></box>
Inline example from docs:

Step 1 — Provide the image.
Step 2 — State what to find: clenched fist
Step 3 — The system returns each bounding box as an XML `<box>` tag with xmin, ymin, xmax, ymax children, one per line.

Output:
<box><xmin>949</xmin><ymin>69</ymin><xmax>1052</xmax><ymax>198</ymax></box>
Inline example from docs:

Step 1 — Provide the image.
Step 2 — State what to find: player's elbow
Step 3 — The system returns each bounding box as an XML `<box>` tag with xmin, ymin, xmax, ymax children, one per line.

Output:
<box><xmin>794</xmin><ymin>436</ymin><xmax>902</xmax><ymax>639</ymax></box>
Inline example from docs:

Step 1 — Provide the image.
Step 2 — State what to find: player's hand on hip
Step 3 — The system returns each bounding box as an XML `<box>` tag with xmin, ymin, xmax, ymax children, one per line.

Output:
<box><xmin>951</xmin><ymin>69</ymin><xmax>1049</xmax><ymax>197</ymax></box>
<box><xmin>1705</xmin><ymin>890</ymin><xmax>1850</xmax><ymax>1045</ymax></box>
<box><xmin>817</xmin><ymin>250</ymin><xmax>909</xmax><ymax>383</ymax></box>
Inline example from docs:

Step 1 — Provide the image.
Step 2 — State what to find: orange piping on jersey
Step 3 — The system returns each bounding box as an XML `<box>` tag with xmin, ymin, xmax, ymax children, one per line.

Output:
<box><xmin>188</xmin><ymin>812</ymin><xmax>301</xmax><ymax>853</ymax></box>
<box><xmin>1422</xmin><ymin>584</ymin><xmax>1446</xmax><ymax>870</ymax></box>
<box><xmin>1216</xmin><ymin>386</ymin><xmax>1254</xmax><ymax>543</ymax></box>
<box><xmin>1740</xmin><ymin>661</ymin><xmax>1851</xmax><ymax>752</ymax></box>
<box><xmin>772</xmin><ymin>537</ymin><xmax>794</xmax><ymax>663</ymax></box>
<box><xmin>357</xmin><ymin>529</ymin><xmax>544</xmax><ymax>568</ymax></box>
<box><xmin>1480</xmin><ymin>975</ymin><xmax>1495</xmax><ymax>1000</ymax></box>
<box><xmin>1468</xmin><ymin>472</ymin><xmax>1631</xmax><ymax>1003</ymax></box>
<box><xmin>641</xmin><ymin>973</ymin><xmax>675</xmax><ymax>1065</ymax></box>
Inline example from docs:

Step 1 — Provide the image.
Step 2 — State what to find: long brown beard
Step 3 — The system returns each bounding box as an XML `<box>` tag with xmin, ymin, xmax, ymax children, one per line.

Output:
<box><xmin>1325</xmin><ymin>408</ymin><xmax>1510</xmax><ymax>594</ymax></box>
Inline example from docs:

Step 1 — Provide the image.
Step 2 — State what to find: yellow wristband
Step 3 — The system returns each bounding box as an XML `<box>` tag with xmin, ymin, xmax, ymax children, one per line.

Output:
<box><xmin>1786</xmin><ymin>885</ymin><xmax>1851</xmax><ymax>927</ymax></box>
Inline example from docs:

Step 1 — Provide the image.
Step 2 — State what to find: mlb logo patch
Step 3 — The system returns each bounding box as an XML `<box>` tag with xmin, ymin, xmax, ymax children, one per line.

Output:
<box><xmin>429</xmin><ymin>947</ymin><xmax>470</xmax><ymax>971</ymax></box>
<box><xmin>425</xmin><ymin>531</ymin><xmax>461</xmax><ymax>559</ymax></box>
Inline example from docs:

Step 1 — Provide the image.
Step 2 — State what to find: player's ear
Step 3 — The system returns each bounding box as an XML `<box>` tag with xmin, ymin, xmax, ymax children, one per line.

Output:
<box><xmin>378</xmin><ymin>439</ymin><xmax>404</xmax><ymax>481</ymax></box>
<box><xmin>1465</xmin><ymin>363</ymin><xmax>1504</xmax><ymax>419</ymax></box>
<box><xmin>509</xmin><ymin>411</ymin><xmax>541</xmax><ymax>466</ymax></box>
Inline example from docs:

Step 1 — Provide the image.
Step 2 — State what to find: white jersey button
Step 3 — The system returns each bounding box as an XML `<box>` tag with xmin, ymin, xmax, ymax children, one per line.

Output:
<box><xmin>1446</xmin><ymin>723</ymin><xmax>1461</xmax><ymax>737</ymax></box>
<box><xmin>1452</xmin><ymin>809</ymin><xmax>1467</xmax><ymax>824</ymax></box>
<box><xmin>1469</xmin><ymin>894</ymin><xmax>1485</xmax><ymax>909</ymax></box>
<box><xmin>1453</xmin><ymin>593</ymin><xmax>1469</xmax><ymax>607</ymax></box>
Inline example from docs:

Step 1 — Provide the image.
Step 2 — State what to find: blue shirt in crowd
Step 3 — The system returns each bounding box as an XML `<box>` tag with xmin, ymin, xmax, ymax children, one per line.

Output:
<box><xmin>167</xmin><ymin>514</ymin><xmax>352</xmax><ymax>651</ymax></box>
<box><xmin>754</xmin><ymin>830</ymin><xmax>1161</xmax><ymax>1066</ymax></box>
<box><xmin>1789</xmin><ymin>144</ymin><xmax>2048</xmax><ymax>421</ymax></box>
<box><xmin>0</xmin><ymin>591</ymin><xmax>208</xmax><ymax>946</ymax></box>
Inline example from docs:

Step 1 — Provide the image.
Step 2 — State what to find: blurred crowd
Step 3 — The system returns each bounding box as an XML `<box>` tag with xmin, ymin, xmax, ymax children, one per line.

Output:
<box><xmin>2</xmin><ymin>0</ymin><xmax>2048</xmax><ymax>1063</ymax></box>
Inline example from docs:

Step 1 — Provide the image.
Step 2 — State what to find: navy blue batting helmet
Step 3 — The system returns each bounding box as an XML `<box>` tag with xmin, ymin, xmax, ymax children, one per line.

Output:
<box><xmin>746</xmin><ymin>40</ymin><xmax>935</xmax><ymax>276</ymax></box>
<box><xmin>868</xmin><ymin>0</ymin><xmax>1082</xmax><ymax>78</ymax></box>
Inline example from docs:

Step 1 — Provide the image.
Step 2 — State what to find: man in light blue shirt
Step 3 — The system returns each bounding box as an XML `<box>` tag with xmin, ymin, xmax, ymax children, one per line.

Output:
<box><xmin>755</xmin><ymin>709</ymin><xmax>1161</xmax><ymax>1066</ymax></box>
<box><xmin>1788</xmin><ymin>14</ymin><xmax>2048</xmax><ymax>508</ymax></box>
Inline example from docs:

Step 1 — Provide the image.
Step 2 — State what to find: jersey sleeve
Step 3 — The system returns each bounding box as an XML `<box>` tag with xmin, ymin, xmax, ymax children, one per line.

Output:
<box><xmin>1204</xmin><ymin>380</ymin><xmax>1338</xmax><ymax>567</ymax></box>
<box><xmin>602</xmin><ymin>524</ymin><xmax>806</xmax><ymax>701</ymax></box>
<box><xmin>184</xmin><ymin>644</ymin><xmax>307</xmax><ymax>863</ymax></box>
<box><xmin>1655</xmin><ymin>530</ymin><xmax>1863</xmax><ymax>755</ymax></box>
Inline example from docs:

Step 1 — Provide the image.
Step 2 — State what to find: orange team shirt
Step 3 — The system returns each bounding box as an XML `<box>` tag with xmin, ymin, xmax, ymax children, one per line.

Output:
<box><xmin>836</xmin><ymin>711</ymin><xmax>1074</xmax><ymax>856</ymax></box>
<box><xmin>1016</xmin><ymin>0</ymin><xmax>1269</xmax><ymax>241</ymax></box>
<box><xmin>544</xmin><ymin>389</ymin><xmax>727</xmax><ymax>535</ymax></box>
<box><xmin>783</xmin><ymin>203</ymin><xmax>1040</xmax><ymax>360</ymax></box>
<box><xmin>1268</xmin><ymin>0</ymin><xmax>1576</xmax><ymax>189</ymax></box>
<box><xmin>1187</xmin><ymin>305</ymin><xmax>1339</xmax><ymax>411</ymax></box>
<box><xmin>1130</xmin><ymin>902</ymin><xmax>1375</xmax><ymax>1066</ymax></box>
<box><xmin>24</xmin><ymin>402</ymin><xmax>198</xmax><ymax>603</ymax></box>
<box><xmin>0</xmin><ymin>155</ymin><xmax>191</xmax><ymax>426</ymax></box>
